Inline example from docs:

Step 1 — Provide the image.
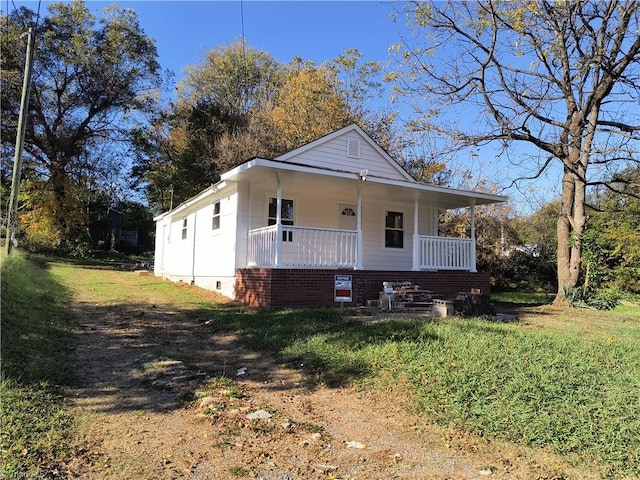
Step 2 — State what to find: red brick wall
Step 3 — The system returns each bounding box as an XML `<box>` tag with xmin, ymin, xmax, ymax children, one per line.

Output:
<box><xmin>236</xmin><ymin>269</ymin><xmax>491</xmax><ymax>308</ymax></box>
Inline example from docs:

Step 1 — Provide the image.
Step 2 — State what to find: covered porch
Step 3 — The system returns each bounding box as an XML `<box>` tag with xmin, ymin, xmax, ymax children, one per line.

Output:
<box><xmin>247</xmin><ymin>224</ymin><xmax>476</xmax><ymax>271</ymax></box>
<box><xmin>220</xmin><ymin>156</ymin><xmax>504</xmax><ymax>275</ymax></box>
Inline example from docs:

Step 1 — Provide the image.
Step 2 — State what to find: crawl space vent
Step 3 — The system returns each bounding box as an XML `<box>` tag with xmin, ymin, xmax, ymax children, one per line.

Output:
<box><xmin>347</xmin><ymin>137</ymin><xmax>360</xmax><ymax>158</ymax></box>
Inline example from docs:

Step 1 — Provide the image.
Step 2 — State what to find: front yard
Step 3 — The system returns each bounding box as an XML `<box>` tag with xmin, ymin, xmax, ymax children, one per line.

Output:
<box><xmin>2</xmin><ymin>253</ymin><xmax>639</xmax><ymax>478</ymax></box>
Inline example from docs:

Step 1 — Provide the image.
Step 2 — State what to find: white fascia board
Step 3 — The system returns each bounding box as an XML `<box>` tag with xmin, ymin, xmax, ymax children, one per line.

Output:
<box><xmin>153</xmin><ymin>181</ymin><xmax>228</xmax><ymax>221</ymax></box>
<box><xmin>221</xmin><ymin>158</ymin><xmax>361</xmax><ymax>182</ymax></box>
<box><xmin>222</xmin><ymin>158</ymin><xmax>506</xmax><ymax>206</ymax></box>
<box><xmin>366</xmin><ymin>176</ymin><xmax>508</xmax><ymax>205</ymax></box>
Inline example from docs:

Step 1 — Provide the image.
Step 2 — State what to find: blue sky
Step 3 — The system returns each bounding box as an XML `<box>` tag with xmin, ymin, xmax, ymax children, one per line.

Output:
<box><xmin>13</xmin><ymin>1</ymin><xmax>404</xmax><ymax>84</ymax></box>
<box><xmin>7</xmin><ymin>0</ymin><xmax>561</xmax><ymax>212</ymax></box>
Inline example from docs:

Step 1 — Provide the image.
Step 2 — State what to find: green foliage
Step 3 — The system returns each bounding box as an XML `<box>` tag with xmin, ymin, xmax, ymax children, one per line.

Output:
<box><xmin>186</xmin><ymin>302</ymin><xmax>639</xmax><ymax>478</ymax></box>
<box><xmin>562</xmin><ymin>286</ymin><xmax>621</xmax><ymax>311</ymax></box>
<box><xmin>0</xmin><ymin>252</ymin><xmax>76</xmax><ymax>476</ymax></box>
<box><xmin>390</xmin><ymin>0</ymin><xmax>640</xmax><ymax>299</ymax></box>
<box><xmin>134</xmin><ymin>42</ymin><xmax>400</xmax><ymax>211</ymax></box>
<box><xmin>1</xmin><ymin>0</ymin><xmax>162</xmax><ymax>248</ymax></box>
<box><xmin>584</xmin><ymin>167</ymin><xmax>640</xmax><ymax>294</ymax></box>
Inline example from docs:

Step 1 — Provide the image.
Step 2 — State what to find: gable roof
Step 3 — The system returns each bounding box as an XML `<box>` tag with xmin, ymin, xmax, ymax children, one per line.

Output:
<box><xmin>156</xmin><ymin>124</ymin><xmax>507</xmax><ymax>221</ymax></box>
<box><xmin>275</xmin><ymin>124</ymin><xmax>415</xmax><ymax>183</ymax></box>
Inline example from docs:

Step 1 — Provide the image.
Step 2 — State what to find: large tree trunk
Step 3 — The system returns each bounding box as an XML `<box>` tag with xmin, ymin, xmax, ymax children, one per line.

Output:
<box><xmin>554</xmin><ymin>167</ymin><xmax>587</xmax><ymax>304</ymax></box>
<box><xmin>50</xmin><ymin>160</ymin><xmax>88</xmax><ymax>249</ymax></box>
<box><xmin>50</xmin><ymin>163</ymin><xmax>71</xmax><ymax>244</ymax></box>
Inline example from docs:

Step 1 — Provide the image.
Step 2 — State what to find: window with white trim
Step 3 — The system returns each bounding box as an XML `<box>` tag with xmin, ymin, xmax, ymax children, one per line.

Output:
<box><xmin>385</xmin><ymin>211</ymin><xmax>404</xmax><ymax>248</ymax></box>
<box><xmin>268</xmin><ymin>197</ymin><xmax>294</xmax><ymax>242</ymax></box>
<box><xmin>181</xmin><ymin>218</ymin><xmax>188</xmax><ymax>240</ymax></box>
<box><xmin>212</xmin><ymin>201</ymin><xmax>220</xmax><ymax>230</ymax></box>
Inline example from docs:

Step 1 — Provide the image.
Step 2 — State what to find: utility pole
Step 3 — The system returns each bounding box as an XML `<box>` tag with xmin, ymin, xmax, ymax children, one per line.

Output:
<box><xmin>5</xmin><ymin>27</ymin><xmax>35</xmax><ymax>256</ymax></box>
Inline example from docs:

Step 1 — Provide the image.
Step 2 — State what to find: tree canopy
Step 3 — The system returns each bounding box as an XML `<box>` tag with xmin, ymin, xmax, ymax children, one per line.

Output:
<box><xmin>1</xmin><ymin>0</ymin><xmax>162</xmax><ymax>249</ymax></box>
<box><xmin>133</xmin><ymin>41</ymin><xmax>401</xmax><ymax>211</ymax></box>
<box><xmin>390</xmin><ymin>0</ymin><xmax>640</xmax><ymax>302</ymax></box>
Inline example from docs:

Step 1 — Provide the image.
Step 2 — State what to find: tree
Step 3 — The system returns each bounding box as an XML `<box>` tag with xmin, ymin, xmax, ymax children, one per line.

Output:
<box><xmin>135</xmin><ymin>43</ymin><xmax>405</xmax><ymax>211</ymax></box>
<box><xmin>390</xmin><ymin>0</ymin><xmax>640</xmax><ymax>303</ymax></box>
<box><xmin>132</xmin><ymin>41</ymin><xmax>284</xmax><ymax>210</ymax></box>
<box><xmin>1</xmin><ymin>1</ymin><xmax>162</xmax><ymax>249</ymax></box>
<box><xmin>262</xmin><ymin>59</ymin><xmax>352</xmax><ymax>152</ymax></box>
<box><xmin>584</xmin><ymin>166</ymin><xmax>640</xmax><ymax>293</ymax></box>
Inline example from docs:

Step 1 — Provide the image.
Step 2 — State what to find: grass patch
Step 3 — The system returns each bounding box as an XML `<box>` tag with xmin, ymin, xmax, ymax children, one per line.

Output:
<box><xmin>198</xmin><ymin>306</ymin><xmax>640</xmax><ymax>478</ymax></box>
<box><xmin>0</xmin><ymin>252</ymin><xmax>76</xmax><ymax>477</ymax></box>
<box><xmin>491</xmin><ymin>290</ymin><xmax>555</xmax><ymax>304</ymax></box>
<box><xmin>46</xmin><ymin>261</ymin><xmax>640</xmax><ymax>478</ymax></box>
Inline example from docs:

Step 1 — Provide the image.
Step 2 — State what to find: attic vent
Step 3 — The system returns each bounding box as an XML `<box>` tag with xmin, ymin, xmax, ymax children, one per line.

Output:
<box><xmin>347</xmin><ymin>137</ymin><xmax>360</xmax><ymax>158</ymax></box>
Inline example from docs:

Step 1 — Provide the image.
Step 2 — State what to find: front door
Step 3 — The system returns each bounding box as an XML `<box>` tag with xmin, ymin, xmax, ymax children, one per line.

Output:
<box><xmin>338</xmin><ymin>203</ymin><xmax>357</xmax><ymax>231</ymax></box>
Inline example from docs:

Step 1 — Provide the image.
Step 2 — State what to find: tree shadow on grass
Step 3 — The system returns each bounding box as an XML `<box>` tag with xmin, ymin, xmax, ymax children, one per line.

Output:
<box><xmin>69</xmin><ymin>301</ymin><xmax>441</xmax><ymax>414</ymax></box>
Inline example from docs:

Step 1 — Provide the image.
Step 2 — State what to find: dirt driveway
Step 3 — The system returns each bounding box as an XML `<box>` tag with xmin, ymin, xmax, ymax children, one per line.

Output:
<box><xmin>64</xmin><ymin>270</ymin><xmax>596</xmax><ymax>480</ymax></box>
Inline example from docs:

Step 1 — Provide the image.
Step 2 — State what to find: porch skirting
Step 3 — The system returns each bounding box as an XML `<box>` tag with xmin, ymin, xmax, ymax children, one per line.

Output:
<box><xmin>235</xmin><ymin>268</ymin><xmax>491</xmax><ymax>308</ymax></box>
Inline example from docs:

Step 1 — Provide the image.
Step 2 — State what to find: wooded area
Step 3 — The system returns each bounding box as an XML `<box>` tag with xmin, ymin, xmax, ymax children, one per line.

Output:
<box><xmin>2</xmin><ymin>0</ymin><xmax>638</xmax><ymax>305</ymax></box>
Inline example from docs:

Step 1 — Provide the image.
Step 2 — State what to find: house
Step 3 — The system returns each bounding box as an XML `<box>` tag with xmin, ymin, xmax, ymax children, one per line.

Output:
<box><xmin>153</xmin><ymin>124</ymin><xmax>507</xmax><ymax>308</ymax></box>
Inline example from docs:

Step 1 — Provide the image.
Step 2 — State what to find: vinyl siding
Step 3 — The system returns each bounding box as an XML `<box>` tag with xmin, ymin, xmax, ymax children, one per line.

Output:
<box><xmin>284</xmin><ymin>132</ymin><xmax>410</xmax><ymax>182</ymax></box>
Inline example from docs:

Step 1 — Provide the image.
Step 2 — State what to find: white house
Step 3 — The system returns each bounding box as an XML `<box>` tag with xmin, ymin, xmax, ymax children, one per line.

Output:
<box><xmin>153</xmin><ymin>124</ymin><xmax>506</xmax><ymax>307</ymax></box>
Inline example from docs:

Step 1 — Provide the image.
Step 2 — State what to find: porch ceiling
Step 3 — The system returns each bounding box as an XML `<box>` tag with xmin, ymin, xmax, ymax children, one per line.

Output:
<box><xmin>222</xmin><ymin>158</ymin><xmax>507</xmax><ymax>209</ymax></box>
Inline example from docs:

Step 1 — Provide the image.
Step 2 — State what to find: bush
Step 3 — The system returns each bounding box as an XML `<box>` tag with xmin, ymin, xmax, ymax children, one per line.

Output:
<box><xmin>562</xmin><ymin>286</ymin><xmax>621</xmax><ymax>310</ymax></box>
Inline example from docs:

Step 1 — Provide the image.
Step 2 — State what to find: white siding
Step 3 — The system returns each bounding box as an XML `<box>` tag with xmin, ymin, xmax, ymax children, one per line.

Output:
<box><xmin>247</xmin><ymin>181</ymin><xmax>360</xmax><ymax>232</ymax></box>
<box><xmin>153</xmin><ymin>184</ymin><xmax>240</xmax><ymax>299</ymax></box>
<box><xmin>244</xmin><ymin>175</ymin><xmax>440</xmax><ymax>271</ymax></box>
<box><xmin>283</xmin><ymin>132</ymin><xmax>410</xmax><ymax>182</ymax></box>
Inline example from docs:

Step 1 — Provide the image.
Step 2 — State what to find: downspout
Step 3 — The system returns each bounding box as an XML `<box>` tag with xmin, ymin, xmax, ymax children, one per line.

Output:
<box><xmin>275</xmin><ymin>174</ymin><xmax>282</xmax><ymax>267</ymax></box>
<box><xmin>412</xmin><ymin>192</ymin><xmax>420</xmax><ymax>271</ymax></box>
<box><xmin>191</xmin><ymin>211</ymin><xmax>197</xmax><ymax>284</ymax></box>
<box><xmin>470</xmin><ymin>200</ymin><xmax>477</xmax><ymax>273</ymax></box>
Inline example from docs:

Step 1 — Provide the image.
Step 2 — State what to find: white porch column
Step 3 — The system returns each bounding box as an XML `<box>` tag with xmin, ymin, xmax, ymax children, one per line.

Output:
<box><xmin>356</xmin><ymin>186</ymin><xmax>363</xmax><ymax>270</ymax></box>
<box><xmin>412</xmin><ymin>192</ymin><xmax>420</xmax><ymax>271</ymax></box>
<box><xmin>470</xmin><ymin>200</ymin><xmax>477</xmax><ymax>273</ymax></box>
<box><xmin>275</xmin><ymin>175</ymin><xmax>282</xmax><ymax>267</ymax></box>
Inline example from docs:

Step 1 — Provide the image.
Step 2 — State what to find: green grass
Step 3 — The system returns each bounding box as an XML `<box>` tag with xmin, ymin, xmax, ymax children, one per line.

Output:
<box><xmin>0</xmin><ymin>252</ymin><xmax>77</xmax><ymax>477</ymax></box>
<box><xmin>5</xmin><ymin>257</ymin><xmax>639</xmax><ymax>478</ymax></box>
<box><xmin>491</xmin><ymin>290</ymin><xmax>555</xmax><ymax>304</ymax></box>
<box><xmin>195</xmin><ymin>305</ymin><xmax>640</xmax><ymax>478</ymax></box>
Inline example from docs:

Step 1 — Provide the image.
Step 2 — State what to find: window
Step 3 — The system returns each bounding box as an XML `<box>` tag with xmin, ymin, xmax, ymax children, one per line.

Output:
<box><xmin>341</xmin><ymin>207</ymin><xmax>356</xmax><ymax>217</ymax></box>
<box><xmin>268</xmin><ymin>198</ymin><xmax>294</xmax><ymax>225</ymax></box>
<box><xmin>182</xmin><ymin>218</ymin><xmax>187</xmax><ymax>240</ymax></box>
<box><xmin>212</xmin><ymin>201</ymin><xmax>220</xmax><ymax>230</ymax></box>
<box><xmin>268</xmin><ymin>197</ymin><xmax>294</xmax><ymax>242</ymax></box>
<box><xmin>385</xmin><ymin>211</ymin><xmax>404</xmax><ymax>248</ymax></box>
<box><xmin>181</xmin><ymin>218</ymin><xmax>188</xmax><ymax>240</ymax></box>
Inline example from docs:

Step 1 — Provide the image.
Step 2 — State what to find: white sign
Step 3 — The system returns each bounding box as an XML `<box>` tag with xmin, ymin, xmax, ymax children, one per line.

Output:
<box><xmin>334</xmin><ymin>275</ymin><xmax>352</xmax><ymax>302</ymax></box>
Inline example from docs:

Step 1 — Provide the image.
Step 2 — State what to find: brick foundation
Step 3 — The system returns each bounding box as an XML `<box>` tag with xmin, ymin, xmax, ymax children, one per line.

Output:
<box><xmin>235</xmin><ymin>269</ymin><xmax>491</xmax><ymax>308</ymax></box>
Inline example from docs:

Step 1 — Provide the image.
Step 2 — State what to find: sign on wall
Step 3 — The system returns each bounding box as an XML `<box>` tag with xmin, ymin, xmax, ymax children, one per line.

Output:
<box><xmin>334</xmin><ymin>275</ymin><xmax>352</xmax><ymax>303</ymax></box>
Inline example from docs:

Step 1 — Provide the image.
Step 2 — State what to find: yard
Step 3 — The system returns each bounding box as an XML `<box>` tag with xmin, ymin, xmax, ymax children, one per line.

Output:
<box><xmin>2</xmin><ymin>253</ymin><xmax>639</xmax><ymax>479</ymax></box>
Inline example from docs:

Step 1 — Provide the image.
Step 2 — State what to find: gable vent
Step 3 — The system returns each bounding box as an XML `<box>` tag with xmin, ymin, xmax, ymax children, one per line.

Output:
<box><xmin>347</xmin><ymin>137</ymin><xmax>360</xmax><ymax>158</ymax></box>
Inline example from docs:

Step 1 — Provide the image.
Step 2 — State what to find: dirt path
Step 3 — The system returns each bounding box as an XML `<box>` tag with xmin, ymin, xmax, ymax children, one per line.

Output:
<box><xmin>64</xmin><ymin>270</ymin><xmax>596</xmax><ymax>479</ymax></box>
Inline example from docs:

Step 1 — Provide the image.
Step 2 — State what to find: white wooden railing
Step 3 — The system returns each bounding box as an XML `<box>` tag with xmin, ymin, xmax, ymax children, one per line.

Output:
<box><xmin>248</xmin><ymin>225</ymin><xmax>357</xmax><ymax>268</ymax></box>
<box><xmin>248</xmin><ymin>227</ymin><xmax>474</xmax><ymax>271</ymax></box>
<box><xmin>417</xmin><ymin>235</ymin><xmax>473</xmax><ymax>271</ymax></box>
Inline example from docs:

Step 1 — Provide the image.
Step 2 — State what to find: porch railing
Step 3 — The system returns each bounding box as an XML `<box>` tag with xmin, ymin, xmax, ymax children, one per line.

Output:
<box><xmin>248</xmin><ymin>225</ymin><xmax>357</xmax><ymax>268</ymax></box>
<box><xmin>417</xmin><ymin>235</ymin><xmax>473</xmax><ymax>271</ymax></box>
<box><xmin>248</xmin><ymin>227</ymin><xmax>473</xmax><ymax>271</ymax></box>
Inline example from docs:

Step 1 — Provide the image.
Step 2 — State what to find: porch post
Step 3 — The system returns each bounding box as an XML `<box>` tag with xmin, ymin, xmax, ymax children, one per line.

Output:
<box><xmin>275</xmin><ymin>175</ymin><xmax>282</xmax><ymax>267</ymax></box>
<box><xmin>412</xmin><ymin>192</ymin><xmax>420</xmax><ymax>271</ymax></box>
<box><xmin>356</xmin><ymin>186</ymin><xmax>363</xmax><ymax>270</ymax></box>
<box><xmin>470</xmin><ymin>200</ymin><xmax>477</xmax><ymax>273</ymax></box>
